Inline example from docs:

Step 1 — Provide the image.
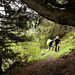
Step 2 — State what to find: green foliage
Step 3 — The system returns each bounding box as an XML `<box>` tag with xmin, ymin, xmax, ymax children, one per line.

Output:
<box><xmin>13</xmin><ymin>19</ymin><xmax>75</xmax><ymax>63</ymax></box>
<box><xmin>0</xmin><ymin>1</ymin><xmax>75</xmax><ymax>72</ymax></box>
<box><xmin>0</xmin><ymin>0</ymin><xmax>37</xmax><ymax>71</ymax></box>
<box><xmin>20</xmin><ymin>19</ymin><xmax>75</xmax><ymax>62</ymax></box>
<box><xmin>39</xmin><ymin>32</ymin><xmax>75</xmax><ymax>60</ymax></box>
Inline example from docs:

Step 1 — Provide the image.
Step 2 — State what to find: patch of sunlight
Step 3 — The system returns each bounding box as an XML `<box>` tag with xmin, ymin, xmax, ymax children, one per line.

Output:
<box><xmin>36</xmin><ymin>32</ymin><xmax>75</xmax><ymax>61</ymax></box>
<box><xmin>11</xmin><ymin>31</ymin><xmax>75</xmax><ymax>63</ymax></box>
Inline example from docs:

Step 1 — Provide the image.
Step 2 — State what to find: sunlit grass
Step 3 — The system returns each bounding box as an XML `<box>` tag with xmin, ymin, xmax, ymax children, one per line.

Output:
<box><xmin>10</xmin><ymin>32</ymin><xmax>75</xmax><ymax>63</ymax></box>
<box><xmin>27</xmin><ymin>32</ymin><xmax>75</xmax><ymax>61</ymax></box>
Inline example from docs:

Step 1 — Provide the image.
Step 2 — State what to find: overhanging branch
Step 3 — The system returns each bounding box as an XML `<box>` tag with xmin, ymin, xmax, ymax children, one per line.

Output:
<box><xmin>23</xmin><ymin>0</ymin><xmax>75</xmax><ymax>26</ymax></box>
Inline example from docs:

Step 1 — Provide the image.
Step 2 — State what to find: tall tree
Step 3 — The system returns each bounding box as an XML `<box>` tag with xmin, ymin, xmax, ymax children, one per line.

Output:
<box><xmin>22</xmin><ymin>0</ymin><xmax>75</xmax><ymax>27</ymax></box>
<box><xmin>0</xmin><ymin>0</ymin><xmax>29</xmax><ymax>74</ymax></box>
<box><xmin>0</xmin><ymin>0</ymin><xmax>43</xmax><ymax>73</ymax></box>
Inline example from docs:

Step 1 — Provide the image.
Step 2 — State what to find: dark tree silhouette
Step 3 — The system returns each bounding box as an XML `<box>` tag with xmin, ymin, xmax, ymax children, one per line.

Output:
<box><xmin>0</xmin><ymin>0</ymin><xmax>29</xmax><ymax>74</ymax></box>
<box><xmin>0</xmin><ymin>0</ymin><xmax>43</xmax><ymax>73</ymax></box>
<box><xmin>22</xmin><ymin>0</ymin><xmax>75</xmax><ymax>27</ymax></box>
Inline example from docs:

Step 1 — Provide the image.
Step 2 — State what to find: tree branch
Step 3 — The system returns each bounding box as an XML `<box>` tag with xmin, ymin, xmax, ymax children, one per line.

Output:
<box><xmin>22</xmin><ymin>0</ymin><xmax>75</xmax><ymax>26</ymax></box>
<box><xmin>47</xmin><ymin>0</ymin><xmax>75</xmax><ymax>10</ymax></box>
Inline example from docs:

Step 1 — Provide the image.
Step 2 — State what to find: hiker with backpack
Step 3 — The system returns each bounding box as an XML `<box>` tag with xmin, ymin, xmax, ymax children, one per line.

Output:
<box><xmin>54</xmin><ymin>36</ymin><xmax>61</xmax><ymax>52</ymax></box>
<box><xmin>41</xmin><ymin>39</ymin><xmax>55</xmax><ymax>56</ymax></box>
<box><xmin>47</xmin><ymin>36</ymin><xmax>60</xmax><ymax>52</ymax></box>
<box><xmin>47</xmin><ymin>39</ymin><xmax>55</xmax><ymax>52</ymax></box>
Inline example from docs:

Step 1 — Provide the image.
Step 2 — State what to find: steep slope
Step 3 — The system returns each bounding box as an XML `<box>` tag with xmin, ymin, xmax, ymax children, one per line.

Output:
<box><xmin>16</xmin><ymin>52</ymin><xmax>75</xmax><ymax>75</ymax></box>
<box><xmin>2</xmin><ymin>19</ymin><xmax>75</xmax><ymax>75</ymax></box>
<box><xmin>3</xmin><ymin>31</ymin><xmax>75</xmax><ymax>75</ymax></box>
<box><xmin>3</xmin><ymin>51</ymin><xmax>75</xmax><ymax>75</ymax></box>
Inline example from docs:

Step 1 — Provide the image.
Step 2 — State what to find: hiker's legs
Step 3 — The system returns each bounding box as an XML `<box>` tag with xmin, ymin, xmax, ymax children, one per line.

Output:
<box><xmin>52</xmin><ymin>45</ymin><xmax>54</xmax><ymax>50</ymax></box>
<box><xmin>55</xmin><ymin>44</ymin><xmax>57</xmax><ymax>52</ymax></box>
<box><xmin>57</xmin><ymin>44</ymin><xmax>60</xmax><ymax>51</ymax></box>
<box><xmin>58</xmin><ymin>46</ymin><xmax>59</xmax><ymax>51</ymax></box>
<box><xmin>48</xmin><ymin>42</ymin><xmax>52</xmax><ymax>51</ymax></box>
<box><xmin>48</xmin><ymin>46</ymin><xmax>51</xmax><ymax>51</ymax></box>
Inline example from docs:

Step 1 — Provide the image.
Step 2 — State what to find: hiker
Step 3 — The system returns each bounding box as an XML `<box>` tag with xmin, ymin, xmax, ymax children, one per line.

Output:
<box><xmin>47</xmin><ymin>39</ymin><xmax>55</xmax><ymax>51</ymax></box>
<box><xmin>54</xmin><ymin>36</ymin><xmax>60</xmax><ymax>52</ymax></box>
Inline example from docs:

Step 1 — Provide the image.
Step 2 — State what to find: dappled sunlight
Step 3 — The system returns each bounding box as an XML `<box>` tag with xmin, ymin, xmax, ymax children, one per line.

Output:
<box><xmin>0</xmin><ymin>0</ymin><xmax>75</xmax><ymax>75</ymax></box>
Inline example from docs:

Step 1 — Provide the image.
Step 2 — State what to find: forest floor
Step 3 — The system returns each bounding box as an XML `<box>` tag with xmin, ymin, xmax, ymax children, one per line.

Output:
<box><xmin>4</xmin><ymin>51</ymin><xmax>75</xmax><ymax>75</ymax></box>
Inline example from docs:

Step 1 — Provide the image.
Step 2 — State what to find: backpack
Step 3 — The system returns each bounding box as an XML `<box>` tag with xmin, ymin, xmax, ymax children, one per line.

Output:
<box><xmin>47</xmin><ymin>39</ymin><xmax>52</xmax><ymax>46</ymax></box>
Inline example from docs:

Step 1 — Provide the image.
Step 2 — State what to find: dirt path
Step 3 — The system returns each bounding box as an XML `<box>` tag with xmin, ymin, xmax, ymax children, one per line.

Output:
<box><xmin>16</xmin><ymin>52</ymin><xmax>75</xmax><ymax>75</ymax></box>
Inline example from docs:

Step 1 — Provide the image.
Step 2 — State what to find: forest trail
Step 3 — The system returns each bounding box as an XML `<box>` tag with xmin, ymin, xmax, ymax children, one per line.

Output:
<box><xmin>15</xmin><ymin>51</ymin><xmax>75</xmax><ymax>75</ymax></box>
